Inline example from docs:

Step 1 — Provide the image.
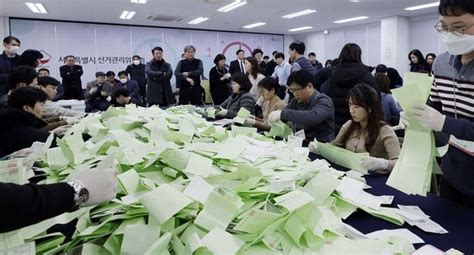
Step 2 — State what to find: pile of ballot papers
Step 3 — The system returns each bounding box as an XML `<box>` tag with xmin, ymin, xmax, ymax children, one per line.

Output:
<box><xmin>0</xmin><ymin>104</ymin><xmax>447</xmax><ymax>254</ymax></box>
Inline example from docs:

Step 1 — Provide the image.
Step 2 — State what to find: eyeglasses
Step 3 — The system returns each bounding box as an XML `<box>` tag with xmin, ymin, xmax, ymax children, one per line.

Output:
<box><xmin>288</xmin><ymin>87</ymin><xmax>304</xmax><ymax>93</ymax></box>
<box><xmin>434</xmin><ymin>21</ymin><xmax>474</xmax><ymax>37</ymax></box>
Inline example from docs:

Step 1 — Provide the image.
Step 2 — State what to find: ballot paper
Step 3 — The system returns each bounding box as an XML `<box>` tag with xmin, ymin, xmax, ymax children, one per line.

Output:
<box><xmin>0</xmin><ymin>242</ymin><xmax>35</xmax><ymax>255</ymax></box>
<box><xmin>317</xmin><ymin>142</ymin><xmax>370</xmax><ymax>174</ymax></box>
<box><xmin>0</xmin><ymin>159</ymin><xmax>26</xmax><ymax>184</ymax></box>
<box><xmin>202</xmin><ymin>228</ymin><xmax>244</xmax><ymax>255</ymax></box>
<box><xmin>387</xmin><ymin>72</ymin><xmax>436</xmax><ymax>196</ymax></box>
<box><xmin>183</xmin><ymin>177</ymin><xmax>214</xmax><ymax>204</ymax></box>
<box><xmin>366</xmin><ymin>229</ymin><xmax>424</xmax><ymax>244</ymax></box>
<box><xmin>274</xmin><ymin>189</ymin><xmax>314</xmax><ymax>212</ymax></box>
<box><xmin>233</xmin><ymin>107</ymin><xmax>252</xmax><ymax>124</ymax></box>
<box><xmin>396</xmin><ymin>205</ymin><xmax>448</xmax><ymax>234</ymax></box>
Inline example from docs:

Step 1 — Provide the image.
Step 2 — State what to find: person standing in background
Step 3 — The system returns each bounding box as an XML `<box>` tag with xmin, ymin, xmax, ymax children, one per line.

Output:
<box><xmin>408</xmin><ymin>49</ymin><xmax>428</xmax><ymax>73</ymax></box>
<box><xmin>145</xmin><ymin>47</ymin><xmax>175</xmax><ymax>107</ymax></box>
<box><xmin>0</xmin><ymin>36</ymin><xmax>21</xmax><ymax>96</ymax></box>
<box><xmin>229</xmin><ymin>49</ymin><xmax>246</xmax><ymax>76</ymax></box>
<box><xmin>125</xmin><ymin>55</ymin><xmax>147</xmax><ymax>105</ymax></box>
<box><xmin>209</xmin><ymin>54</ymin><xmax>231</xmax><ymax>105</ymax></box>
<box><xmin>60</xmin><ymin>55</ymin><xmax>83</xmax><ymax>100</ymax></box>
<box><xmin>425</xmin><ymin>53</ymin><xmax>437</xmax><ymax>74</ymax></box>
<box><xmin>271</xmin><ymin>52</ymin><xmax>292</xmax><ymax>100</ymax></box>
<box><xmin>308</xmin><ymin>52</ymin><xmax>323</xmax><ymax>70</ymax></box>
<box><xmin>252</xmin><ymin>48</ymin><xmax>267</xmax><ymax>75</ymax></box>
<box><xmin>266</xmin><ymin>51</ymin><xmax>278</xmax><ymax>77</ymax></box>
<box><xmin>245</xmin><ymin>57</ymin><xmax>266</xmax><ymax>101</ymax></box>
<box><xmin>175</xmin><ymin>45</ymin><xmax>204</xmax><ymax>105</ymax></box>
<box><xmin>38</xmin><ymin>68</ymin><xmax>64</xmax><ymax>101</ymax></box>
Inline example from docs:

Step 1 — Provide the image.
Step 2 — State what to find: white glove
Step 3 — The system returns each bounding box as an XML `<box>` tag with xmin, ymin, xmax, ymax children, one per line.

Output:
<box><xmin>60</xmin><ymin>116</ymin><xmax>80</xmax><ymax>125</ymax></box>
<box><xmin>393</xmin><ymin>111</ymin><xmax>410</xmax><ymax>130</ymax></box>
<box><xmin>268</xmin><ymin>110</ymin><xmax>282</xmax><ymax>123</ymax></box>
<box><xmin>411</xmin><ymin>104</ymin><xmax>446</xmax><ymax>132</ymax></box>
<box><xmin>216</xmin><ymin>109</ymin><xmax>228</xmax><ymax>117</ymax></box>
<box><xmin>308</xmin><ymin>141</ymin><xmax>320</xmax><ymax>155</ymax></box>
<box><xmin>72</xmin><ymin>168</ymin><xmax>117</xmax><ymax>206</ymax></box>
<box><xmin>360</xmin><ymin>156</ymin><xmax>389</xmax><ymax>171</ymax></box>
<box><xmin>243</xmin><ymin>118</ymin><xmax>256</xmax><ymax>127</ymax></box>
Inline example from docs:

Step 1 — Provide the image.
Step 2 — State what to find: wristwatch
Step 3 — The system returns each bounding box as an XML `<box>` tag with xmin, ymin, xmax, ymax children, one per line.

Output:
<box><xmin>67</xmin><ymin>180</ymin><xmax>89</xmax><ymax>209</ymax></box>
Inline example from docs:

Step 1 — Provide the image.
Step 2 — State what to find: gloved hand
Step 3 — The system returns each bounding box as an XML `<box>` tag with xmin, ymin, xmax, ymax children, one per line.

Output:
<box><xmin>72</xmin><ymin>168</ymin><xmax>117</xmax><ymax>206</ymax></box>
<box><xmin>308</xmin><ymin>141</ymin><xmax>320</xmax><ymax>155</ymax></box>
<box><xmin>216</xmin><ymin>109</ymin><xmax>228</xmax><ymax>117</ymax></box>
<box><xmin>360</xmin><ymin>156</ymin><xmax>389</xmax><ymax>171</ymax></box>
<box><xmin>268</xmin><ymin>110</ymin><xmax>282</xmax><ymax>123</ymax></box>
<box><xmin>391</xmin><ymin>111</ymin><xmax>409</xmax><ymax>131</ymax></box>
<box><xmin>411</xmin><ymin>104</ymin><xmax>446</xmax><ymax>132</ymax></box>
<box><xmin>243</xmin><ymin>118</ymin><xmax>256</xmax><ymax>127</ymax></box>
<box><xmin>60</xmin><ymin>116</ymin><xmax>80</xmax><ymax>125</ymax></box>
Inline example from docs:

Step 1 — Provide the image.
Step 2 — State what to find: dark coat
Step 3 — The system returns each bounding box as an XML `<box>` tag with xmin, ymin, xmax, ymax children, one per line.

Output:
<box><xmin>115</xmin><ymin>80</ymin><xmax>142</xmax><ymax>105</ymax></box>
<box><xmin>324</xmin><ymin>63</ymin><xmax>379</xmax><ymax>130</ymax></box>
<box><xmin>125</xmin><ymin>63</ymin><xmax>147</xmax><ymax>87</ymax></box>
<box><xmin>0</xmin><ymin>106</ymin><xmax>53</xmax><ymax>157</ymax></box>
<box><xmin>60</xmin><ymin>64</ymin><xmax>84</xmax><ymax>99</ymax></box>
<box><xmin>0</xmin><ymin>52</ymin><xmax>20</xmax><ymax>95</ymax></box>
<box><xmin>209</xmin><ymin>66</ymin><xmax>231</xmax><ymax>105</ymax></box>
<box><xmin>229</xmin><ymin>59</ymin><xmax>245</xmax><ymax>75</ymax></box>
<box><xmin>145</xmin><ymin>59</ymin><xmax>175</xmax><ymax>106</ymax></box>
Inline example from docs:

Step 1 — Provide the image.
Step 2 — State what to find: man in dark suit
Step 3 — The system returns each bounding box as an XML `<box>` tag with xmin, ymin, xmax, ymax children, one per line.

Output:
<box><xmin>0</xmin><ymin>36</ymin><xmax>21</xmax><ymax>96</ymax></box>
<box><xmin>229</xmin><ymin>49</ymin><xmax>246</xmax><ymax>76</ymax></box>
<box><xmin>60</xmin><ymin>55</ymin><xmax>84</xmax><ymax>100</ymax></box>
<box><xmin>266</xmin><ymin>51</ymin><xmax>278</xmax><ymax>77</ymax></box>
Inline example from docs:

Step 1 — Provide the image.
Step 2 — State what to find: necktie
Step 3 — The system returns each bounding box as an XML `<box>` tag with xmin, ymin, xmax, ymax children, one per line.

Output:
<box><xmin>240</xmin><ymin>60</ymin><xmax>244</xmax><ymax>72</ymax></box>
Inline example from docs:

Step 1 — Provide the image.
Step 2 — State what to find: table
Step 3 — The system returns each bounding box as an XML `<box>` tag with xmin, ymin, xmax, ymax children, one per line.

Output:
<box><xmin>53</xmin><ymin>99</ymin><xmax>85</xmax><ymax>112</ymax></box>
<box><xmin>310</xmin><ymin>154</ymin><xmax>474</xmax><ymax>253</ymax></box>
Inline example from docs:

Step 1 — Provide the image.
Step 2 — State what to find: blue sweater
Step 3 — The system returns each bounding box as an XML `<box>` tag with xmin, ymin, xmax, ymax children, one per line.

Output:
<box><xmin>381</xmin><ymin>93</ymin><xmax>401</xmax><ymax>122</ymax></box>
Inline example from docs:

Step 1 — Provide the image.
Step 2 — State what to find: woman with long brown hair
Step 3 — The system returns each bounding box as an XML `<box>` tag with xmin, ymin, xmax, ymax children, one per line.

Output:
<box><xmin>245</xmin><ymin>57</ymin><xmax>265</xmax><ymax>101</ymax></box>
<box><xmin>310</xmin><ymin>83</ymin><xmax>400</xmax><ymax>173</ymax></box>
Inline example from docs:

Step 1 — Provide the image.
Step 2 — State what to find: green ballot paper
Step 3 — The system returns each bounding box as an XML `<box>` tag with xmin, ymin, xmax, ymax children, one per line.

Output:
<box><xmin>317</xmin><ymin>142</ymin><xmax>369</xmax><ymax>173</ymax></box>
<box><xmin>387</xmin><ymin>72</ymin><xmax>435</xmax><ymax>196</ymax></box>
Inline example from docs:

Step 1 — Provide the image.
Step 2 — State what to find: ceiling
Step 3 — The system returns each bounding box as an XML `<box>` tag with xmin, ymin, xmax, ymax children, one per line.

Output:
<box><xmin>0</xmin><ymin>0</ymin><xmax>440</xmax><ymax>34</ymax></box>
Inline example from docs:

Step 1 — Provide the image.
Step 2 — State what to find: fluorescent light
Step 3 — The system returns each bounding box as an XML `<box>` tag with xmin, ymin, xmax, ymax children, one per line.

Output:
<box><xmin>120</xmin><ymin>11</ymin><xmax>136</xmax><ymax>20</ymax></box>
<box><xmin>334</xmin><ymin>16</ymin><xmax>369</xmax><ymax>24</ymax></box>
<box><xmin>218</xmin><ymin>0</ymin><xmax>247</xmax><ymax>12</ymax></box>
<box><xmin>188</xmin><ymin>17</ymin><xmax>209</xmax><ymax>25</ymax></box>
<box><xmin>282</xmin><ymin>9</ymin><xmax>317</xmax><ymax>19</ymax></box>
<box><xmin>288</xmin><ymin>26</ymin><xmax>313</xmax><ymax>32</ymax></box>
<box><xmin>405</xmin><ymin>2</ymin><xmax>439</xmax><ymax>11</ymax></box>
<box><xmin>25</xmin><ymin>2</ymin><xmax>47</xmax><ymax>14</ymax></box>
<box><xmin>131</xmin><ymin>0</ymin><xmax>147</xmax><ymax>3</ymax></box>
<box><xmin>243</xmin><ymin>22</ymin><xmax>266</xmax><ymax>29</ymax></box>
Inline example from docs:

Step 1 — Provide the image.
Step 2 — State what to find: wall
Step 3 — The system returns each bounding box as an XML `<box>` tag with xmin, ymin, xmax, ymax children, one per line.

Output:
<box><xmin>0</xmin><ymin>16</ymin><xmax>9</xmax><ymax>40</ymax></box>
<box><xmin>293</xmin><ymin>13</ymin><xmax>444</xmax><ymax>72</ymax></box>
<box><xmin>9</xmin><ymin>18</ymin><xmax>284</xmax><ymax>89</ymax></box>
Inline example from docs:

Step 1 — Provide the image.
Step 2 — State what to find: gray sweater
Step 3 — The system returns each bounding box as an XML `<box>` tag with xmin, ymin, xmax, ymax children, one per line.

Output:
<box><xmin>281</xmin><ymin>90</ymin><xmax>335</xmax><ymax>143</ymax></box>
<box><xmin>219</xmin><ymin>92</ymin><xmax>256</xmax><ymax>118</ymax></box>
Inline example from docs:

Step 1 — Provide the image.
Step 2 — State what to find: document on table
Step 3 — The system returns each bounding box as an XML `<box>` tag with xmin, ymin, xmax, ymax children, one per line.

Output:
<box><xmin>233</xmin><ymin>108</ymin><xmax>251</xmax><ymax>124</ymax></box>
<box><xmin>396</xmin><ymin>205</ymin><xmax>448</xmax><ymax>234</ymax></box>
<box><xmin>0</xmin><ymin>159</ymin><xmax>26</xmax><ymax>184</ymax></box>
<box><xmin>274</xmin><ymin>189</ymin><xmax>314</xmax><ymax>212</ymax></box>
<box><xmin>366</xmin><ymin>229</ymin><xmax>424</xmax><ymax>244</ymax></box>
<box><xmin>184</xmin><ymin>153</ymin><xmax>214</xmax><ymax>177</ymax></box>
<box><xmin>202</xmin><ymin>228</ymin><xmax>244</xmax><ymax>255</ymax></box>
<box><xmin>317</xmin><ymin>142</ymin><xmax>369</xmax><ymax>174</ymax></box>
<box><xmin>139</xmin><ymin>184</ymin><xmax>193</xmax><ymax>224</ymax></box>
<box><xmin>183</xmin><ymin>177</ymin><xmax>214</xmax><ymax>204</ymax></box>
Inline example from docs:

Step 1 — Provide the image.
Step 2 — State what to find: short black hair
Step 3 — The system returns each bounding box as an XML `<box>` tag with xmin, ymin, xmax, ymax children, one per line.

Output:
<box><xmin>132</xmin><ymin>55</ymin><xmax>141</xmax><ymax>60</ymax></box>
<box><xmin>8</xmin><ymin>87</ymin><xmax>48</xmax><ymax>109</ymax></box>
<box><xmin>37</xmin><ymin>76</ymin><xmax>59</xmax><ymax>87</ymax></box>
<box><xmin>339</xmin><ymin>43</ymin><xmax>362</xmax><ymax>65</ymax></box>
<box><xmin>289</xmin><ymin>41</ymin><xmax>306</xmax><ymax>55</ymax></box>
<box><xmin>95</xmin><ymin>72</ymin><xmax>106</xmax><ymax>77</ymax></box>
<box><xmin>263</xmin><ymin>55</ymin><xmax>270</xmax><ymax>60</ymax></box>
<box><xmin>152</xmin><ymin>46</ymin><xmax>163</xmax><ymax>54</ymax></box>
<box><xmin>65</xmin><ymin>55</ymin><xmax>75</xmax><ymax>60</ymax></box>
<box><xmin>112</xmin><ymin>86</ymin><xmax>130</xmax><ymax>99</ymax></box>
<box><xmin>274</xmin><ymin>52</ymin><xmax>285</xmax><ymax>60</ymax></box>
<box><xmin>308</xmin><ymin>52</ymin><xmax>316</xmax><ymax>57</ymax></box>
<box><xmin>118</xmin><ymin>71</ymin><xmax>127</xmax><ymax>77</ymax></box>
<box><xmin>3</xmin><ymin>36</ymin><xmax>21</xmax><ymax>45</ymax></box>
<box><xmin>236</xmin><ymin>49</ymin><xmax>244</xmax><ymax>55</ymax></box>
<box><xmin>17</xmin><ymin>49</ymin><xmax>43</xmax><ymax>67</ymax></box>
<box><xmin>252</xmin><ymin>48</ymin><xmax>263</xmax><ymax>57</ymax></box>
<box><xmin>272</xmin><ymin>51</ymin><xmax>278</xmax><ymax>56</ymax></box>
<box><xmin>439</xmin><ymin>0</ymin><xmax>474</xmax><ymax>16</ymax></box>
<box><xmin>38</xmin><ymin>68</ymin><xmax>50</xmax><ymax>74</ymax></box>
<box><xmin>375</xmin><ymin>64</ymin><xmax>388</xmax><ymax>73</ymax></box>
<box><xmin>213</xmin><ymin>54</ymin><xmax>226</xmax><ymax>65</ymax></box>
<box><xmin>231</xmin><ymin>72</ymin><xmax>253</xmax><ymax>93</ymax></box>
<box><xmin>106</xmin><ymin>71</ymin><xmax>115</xmax><ymax>77</ymax></box>
<box><xmin>287</xmin><ymin>70</ymin><xmax>313</xmax><ymax>88</ymax></box>
<box><xmin>258</xmin><ymin>77</ymin><xmax>280</xmax><ymax>92</ymax></box>
<box><xmin>8</xmin><ymin>65</ymin><xmax>38</xmax><ymax>90</ymax></box>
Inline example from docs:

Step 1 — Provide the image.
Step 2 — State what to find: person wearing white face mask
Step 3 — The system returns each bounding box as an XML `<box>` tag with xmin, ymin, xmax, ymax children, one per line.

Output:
<box><xmin>0</xmin><ymin>36</ymin><xmax>21</xmax><ymax>96</ymax></box>
<box><xmin>125</xmin><ymin>55</ymin><xmax>147</xmax><ymax>104</ymax></box>
<box><xmin>397</xmin><ymin>0</ymin><xmax>474</xmax><ymax>207</ymax></box>
<box><xmin>114</xmin><ymin>70</ymin><xmax>142</xmax><ymax>106</ymax></box>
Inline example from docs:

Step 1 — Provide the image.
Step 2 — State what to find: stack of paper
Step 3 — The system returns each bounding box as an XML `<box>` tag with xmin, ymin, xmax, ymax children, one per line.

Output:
<box><xmin>317</xmin><ymin>142</ymin><xmax>369</xmax><ymax>173</ymax></box>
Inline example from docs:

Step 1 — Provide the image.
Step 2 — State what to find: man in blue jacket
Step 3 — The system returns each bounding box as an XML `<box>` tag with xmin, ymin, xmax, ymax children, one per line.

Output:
<box><xmin>401</xmin><ymin>0</ymin><xmax>474</xmax><ymax>207</ymax></box>
<box><xmin>0</xmin><ymin>36</ymin><xmax>21</xmax><ymax>96</ymax></box>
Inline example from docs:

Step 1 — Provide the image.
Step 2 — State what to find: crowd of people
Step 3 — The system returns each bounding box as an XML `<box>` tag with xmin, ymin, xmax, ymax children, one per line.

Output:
<box><xmin>0</xmin><ymin>0</ymin><xmax>472</xmax><ymax>233</ymax></box>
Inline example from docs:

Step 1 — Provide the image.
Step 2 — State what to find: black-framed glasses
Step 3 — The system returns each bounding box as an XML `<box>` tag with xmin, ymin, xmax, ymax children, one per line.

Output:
<box><xmin>434</xmin><ymin>21</ymin><xmax>474</xmax><ymax>37</ymax></box>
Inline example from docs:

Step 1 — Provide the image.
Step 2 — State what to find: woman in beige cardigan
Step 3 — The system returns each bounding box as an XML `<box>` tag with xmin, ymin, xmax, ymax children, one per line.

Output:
<box><xmin>310</xmin><ymin>83</ymin><xmax>400</xmax><ymax>174</ymax></box>
<box><xmin>244</xmin><ymin>77</ymin><xmax>286</xmax><ymax>131</ymax></box>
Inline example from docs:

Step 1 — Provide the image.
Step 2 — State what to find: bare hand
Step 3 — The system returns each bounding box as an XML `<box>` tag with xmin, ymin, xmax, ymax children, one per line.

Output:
<box><xmin>187</xmin><ymin>78</ymin><xmax>195</xmax><ymax>86</ymax></box>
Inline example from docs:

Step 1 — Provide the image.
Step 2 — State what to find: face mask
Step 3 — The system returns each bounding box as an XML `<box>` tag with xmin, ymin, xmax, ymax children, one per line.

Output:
<box><xmin>441</xmin><ymin>32</ymin><xmax>474</xmax><ymax>55</ymax></box>
<box><xmin>8</xmin><ymin>46</ymin><xmax>19</xmax><ymax>54</ymax></box>
<box><xmin>133</xmin><ymin>60</ymin><xmax>140</xmax><ymax>65</ymax></box>
<box><xmin>119</xmin><ymin>78</ymin><xmax>127</xmax><ymax>83</ymax></box>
